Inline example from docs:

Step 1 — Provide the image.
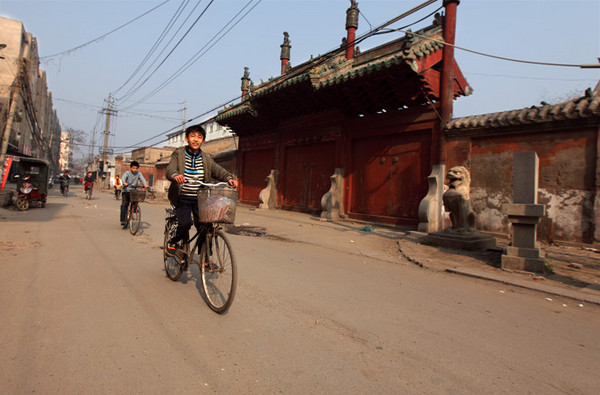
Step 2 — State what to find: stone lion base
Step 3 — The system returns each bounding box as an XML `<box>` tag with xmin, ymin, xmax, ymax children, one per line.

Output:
<box><xmin>424</xmin><ymin>231</ymin><xmax>497</xmax><ymax>251</ymax></box>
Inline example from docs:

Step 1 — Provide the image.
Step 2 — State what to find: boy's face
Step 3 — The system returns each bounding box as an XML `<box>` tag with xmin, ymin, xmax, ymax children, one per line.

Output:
<box><xmin>131</xmin><ymin>166</ymin><xmax>139</xmax><ymax>173</ymax></box>
<box><xmin>185</xmin><ymin>131</ymin><xmax>205</xmax><ymax>151</ymax></box>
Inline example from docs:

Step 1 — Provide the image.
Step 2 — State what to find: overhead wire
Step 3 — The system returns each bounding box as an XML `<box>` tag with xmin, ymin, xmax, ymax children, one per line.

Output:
<box><xmin>115</xmin><ymin>0</ymin><xmax>216</xmax><ymax>106</ymax></box>
<box><xmin>40</xmin><ymin>0</ymin><xmax>171</xmax><ymax>60</ymax></box>
<box><xmin>118</xmin><ymin>0</ymin><xmax>262</xmax><ymax>111</ymax></box>
<box><xmin>111</xmin><ymin>0</ymin><xmax>192</xmax><ymax>96</ymax></box>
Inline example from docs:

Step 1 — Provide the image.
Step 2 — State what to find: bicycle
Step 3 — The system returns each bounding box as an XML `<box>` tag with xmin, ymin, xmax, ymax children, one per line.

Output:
<box><xmin>84</xmin><ymin>183</ymin><xmax>93</xmax><ymax>200</ymax></box>
<box><xmin>163</xmin><ymin>182</ymin><xmax>238</xmax><ymax>313</ymax></box>
<box><xmin>124</xmin><ymin>188</ymin><xmax>145</xmax><ymax>235</ymax></box>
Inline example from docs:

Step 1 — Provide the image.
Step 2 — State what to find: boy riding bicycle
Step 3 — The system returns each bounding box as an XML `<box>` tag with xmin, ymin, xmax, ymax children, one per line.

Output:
<box><xmin>165</xmin><ymin>124</ymin><xmax>238</xmax><ymax>253</ymax></box>
<box><xmin>120</xmin><ymin>161</ymin><xmax>147</xmax><ymax>228</ymax></box>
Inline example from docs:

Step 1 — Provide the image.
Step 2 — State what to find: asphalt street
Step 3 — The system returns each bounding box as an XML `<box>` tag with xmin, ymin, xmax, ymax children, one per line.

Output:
<box><xmin>1</xmin><ymin>185</ymin><xmax>599</xmax><ymax>394</ymax></box>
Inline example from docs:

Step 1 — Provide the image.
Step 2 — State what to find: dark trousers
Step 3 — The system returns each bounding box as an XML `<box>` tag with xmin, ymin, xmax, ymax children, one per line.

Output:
<box><xmin>171</xmin><ymin>196</ymin><xmax>201</xmax><ymax>244</ymax></box>
<box><xmin>120</xmin><ymin>192</ymin><xmax>131</xmax><ymax>222</ymax></box>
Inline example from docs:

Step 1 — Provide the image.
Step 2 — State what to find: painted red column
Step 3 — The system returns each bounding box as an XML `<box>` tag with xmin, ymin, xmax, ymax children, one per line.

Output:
<box><xmin>435</xmin><ymin>0</ymin><xmax>460</xmax><ymax>165</ymax></box>
<box><xmin>345</xmin><ymin>0</ymin><xmax>359</xmax><ymax>60</ymax></box>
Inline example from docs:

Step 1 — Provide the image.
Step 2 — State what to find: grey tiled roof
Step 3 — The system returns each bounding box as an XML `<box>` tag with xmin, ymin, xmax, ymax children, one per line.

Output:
<box><xmin>446</xmin><ymin>81</ymin><xmax>600</xmax><ymax>131</ymax></box>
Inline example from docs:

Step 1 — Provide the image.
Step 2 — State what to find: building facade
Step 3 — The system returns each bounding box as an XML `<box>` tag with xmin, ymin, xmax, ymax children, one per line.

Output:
<box><xmin>216</xmin><ymin>1</ymin><xmax>469</xmax><ymax>226</ymax></box>
<box><xmin>446</xmin><ymin>82</ymin><xmax>600</xmax><ymax>244</ymax></box>
<box><xmin>0</xmin><ymin>17</ymin><xmax>61</xmax><ymax>175</ymax></box>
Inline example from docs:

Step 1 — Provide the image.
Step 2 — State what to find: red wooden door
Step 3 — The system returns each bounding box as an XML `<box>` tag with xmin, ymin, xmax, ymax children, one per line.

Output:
<box><xmin>282</xmin><ymin>142</ymin><xmax>336</xmax><ymax>212</ymax></box>
<box><xmin>240</xmin><ymin>148</ymin><xmax>275</xmax><ymax>205</ymax></box>
<box><xmin>349</xmin><ymin>131</ymin><xmax>430</xmax><ymax>224</ymax></box>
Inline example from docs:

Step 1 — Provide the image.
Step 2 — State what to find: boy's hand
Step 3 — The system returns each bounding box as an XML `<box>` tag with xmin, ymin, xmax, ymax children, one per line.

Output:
<box><xmin>174</xmin><ymin>175</ymin><xmax>185</xmax><ymax>184</ymax></box>
<box><xmin>228</xmin><ymin>179</ymin><xmax>238</xmax><ymax>189</ymax></box>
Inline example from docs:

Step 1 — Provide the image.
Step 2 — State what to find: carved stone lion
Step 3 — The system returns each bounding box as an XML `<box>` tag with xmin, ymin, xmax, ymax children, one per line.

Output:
<box><xmin>443</xmin><ymin>166</ymin><xmax>476</xmax><ymax>232</ymax></box>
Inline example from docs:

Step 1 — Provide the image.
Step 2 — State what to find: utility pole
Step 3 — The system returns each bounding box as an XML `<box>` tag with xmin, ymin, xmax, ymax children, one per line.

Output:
<box><xmin>182</xmin><ymin>100</ymin><xmax>187</xmax><ymax>133</ymax></box>
<box><xmin>100</xmin><ymin>94</ymin><xmax>117</xmax><ymax>188</ymax></box>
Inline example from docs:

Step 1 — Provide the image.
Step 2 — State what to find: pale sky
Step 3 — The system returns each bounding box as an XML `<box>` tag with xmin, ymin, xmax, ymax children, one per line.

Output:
<box><xmin>1</xmin><ymin>0</ymin><xmax>599</xmax><ymax>156</ymax></box>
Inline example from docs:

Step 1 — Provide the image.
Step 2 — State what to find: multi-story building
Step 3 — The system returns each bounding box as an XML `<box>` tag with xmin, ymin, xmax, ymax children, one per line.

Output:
<box><xmin>0</xmin><ymin>16</ymin><xmax>61</xmax><ymax>175</ymax></box>
<box><xmin>59</xmin><ymin>131</ymin><xmax>71</xmax><ymax>171</ymax></box>
<box><xmin>166</xmin><ymin>118</ymin><xmax>235</xmax><ymax>153</ymax></box>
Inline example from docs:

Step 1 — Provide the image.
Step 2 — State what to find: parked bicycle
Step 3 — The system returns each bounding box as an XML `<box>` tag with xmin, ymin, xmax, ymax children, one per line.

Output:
<box><xmin>124</xmin><ymin>188</ymin><xmax>145</xmax><ymax>235</ymax></box>
<box><xmin>163</xmin><ymin>182</ymin><xmax>238</xmax><ymax>313</ymax></box>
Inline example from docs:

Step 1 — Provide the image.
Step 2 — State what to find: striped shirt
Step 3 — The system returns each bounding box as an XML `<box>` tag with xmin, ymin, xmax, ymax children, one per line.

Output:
<box><xmin>180</xmin><ymin>149</ymin><xmax>205</xmax><ymax>197</ymax></box>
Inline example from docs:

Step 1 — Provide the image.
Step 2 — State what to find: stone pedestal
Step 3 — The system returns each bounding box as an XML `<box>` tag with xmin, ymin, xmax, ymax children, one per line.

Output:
<box><xmin>501</xmin><ymin>152</ymin><xmax>546</xmax><ymax>273</ymax></box>
<box><xmin>425</xmin><ymin>230</ymin><xmax>496</xmax><ymax>251</ymax></box>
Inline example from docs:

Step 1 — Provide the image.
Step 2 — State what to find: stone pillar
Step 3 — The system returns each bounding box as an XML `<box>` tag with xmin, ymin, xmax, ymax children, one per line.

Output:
<box><xmin>501</xmin><ymin>152</ymin><xmax>546</xmax><ymax>273</ymax></box>
<box><xmin>418</xmin><ymin>165</ymin><xmax>445</xmax><ymax>233</ymax></box>
<box><xmin>258</xmin><ymin>170</ymin><xmax>277</xmax><ymax>209</ymax></box>
<box><xmin>320</xmin><ymin>168</ymin><xmax>344</xmax><ymax>221</ymax></box>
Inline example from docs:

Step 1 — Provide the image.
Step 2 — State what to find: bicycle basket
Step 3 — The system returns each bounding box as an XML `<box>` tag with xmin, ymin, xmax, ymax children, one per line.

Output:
<box><xmin>197</xmin><ymin>187</ymin><xmax>238</xmax><ymax>223</ymax></box>
<box><xmin>130</xmin><ymin>190</ymin><xmax>146</xmax><ymax>202</ymax></box>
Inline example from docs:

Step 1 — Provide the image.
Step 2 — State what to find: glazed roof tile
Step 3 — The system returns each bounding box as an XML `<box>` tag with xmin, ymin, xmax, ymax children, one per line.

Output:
<box><xmin>447</xmin><ymin>81</ymin><xmax>600</xmax><ymax>131</ymax></box>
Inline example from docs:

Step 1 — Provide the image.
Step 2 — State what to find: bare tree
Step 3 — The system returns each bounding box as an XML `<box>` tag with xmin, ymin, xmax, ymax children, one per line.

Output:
<box><xmin>63</xmin><ymin>127</ymin><xmax>88</xmax><ymax>175</ymax></box>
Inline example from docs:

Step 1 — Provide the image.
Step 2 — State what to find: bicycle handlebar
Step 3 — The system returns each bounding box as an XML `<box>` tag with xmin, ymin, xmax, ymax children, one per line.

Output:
<box><xmin>199</xmin><ymin>181</ymin><xmax>230</xmax><ymax>188</ymax></box>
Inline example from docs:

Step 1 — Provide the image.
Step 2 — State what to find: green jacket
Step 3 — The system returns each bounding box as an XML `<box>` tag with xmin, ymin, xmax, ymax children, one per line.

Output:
<box><xmin>166</xmin><ymin>146</ymin><xmax>233</xmax><ymax>206</ymax></box>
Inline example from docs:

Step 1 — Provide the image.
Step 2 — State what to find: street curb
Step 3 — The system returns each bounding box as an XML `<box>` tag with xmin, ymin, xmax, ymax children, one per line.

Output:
<box><xmin>446</xmin><ymin>267</ymin><xmax>600</xmax><ymax>306</ymax></box>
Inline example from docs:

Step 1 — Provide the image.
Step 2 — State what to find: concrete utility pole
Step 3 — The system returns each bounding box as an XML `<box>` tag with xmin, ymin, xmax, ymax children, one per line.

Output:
<box><xmin>100</xmin><ymin>94</ymin><xmax>117</xmax><ymax>188</ymax></box>
<box><xmin>182</xmin><ymin>100</ymin><xmax>187</xmax><ymax>133</ymax></box>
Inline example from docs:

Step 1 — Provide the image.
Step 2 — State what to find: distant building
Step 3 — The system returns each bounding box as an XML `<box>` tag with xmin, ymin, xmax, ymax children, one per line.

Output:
<box><xmin>0</xmin><ymin>16</ymin><xmax>61</xmax><ymax>174</ymax></box>
<box><xmin>59</xmin><ymin>131</ymin><xmax>71</xmax><ymax>171</ymax></box>
<box><xmin>166</xmin><ymin>118</ymin><xmax>234</xmax><ymax>149</ymax></box>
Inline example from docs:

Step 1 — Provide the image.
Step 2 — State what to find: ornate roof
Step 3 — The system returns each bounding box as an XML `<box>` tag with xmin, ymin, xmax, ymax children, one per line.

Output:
<box><xmin>446</xmin><ymin>81</ymin><xmax>600</xmax><ymax>133</ymax></box>
<box><xmin>216</xmin><ymin>21</ymin><xmax>471</xmax><ymax>134</ymax></box>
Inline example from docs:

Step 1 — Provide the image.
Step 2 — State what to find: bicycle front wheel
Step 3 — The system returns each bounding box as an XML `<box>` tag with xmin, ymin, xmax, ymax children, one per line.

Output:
<box><xmin>200</xmin><ymin>229</ymin><xmax>237</xmax><ymax>313</ymax></box>
<box><xmin>163</xmin><ymin>217</ymin><xmax>183</xmax><ymax>281</ymax></box>
<box><xmin>129</xmin><ymin>203</ymin><xmax>141</xmax><ymax>235</ymax></box>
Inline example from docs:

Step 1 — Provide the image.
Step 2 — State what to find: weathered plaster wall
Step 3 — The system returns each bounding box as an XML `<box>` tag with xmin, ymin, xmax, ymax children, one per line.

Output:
<box><xmin>460</xmin><ymin>129</ymin><xmax>597</xmax><ymax>243</ymax></box>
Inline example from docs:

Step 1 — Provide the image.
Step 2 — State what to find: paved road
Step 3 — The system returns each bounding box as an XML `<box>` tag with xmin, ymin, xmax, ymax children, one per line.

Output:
<box><xmin>1</xmin><ymin>185</ymin><xmax>599</xmax><ymax>394</ymax></box>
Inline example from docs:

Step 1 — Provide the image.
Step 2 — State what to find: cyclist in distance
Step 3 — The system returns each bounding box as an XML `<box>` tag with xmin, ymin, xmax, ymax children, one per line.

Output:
<box><xmin>114</xmin><ymin>174</ymin><xmax>122</xmax><ymax>199</ymax></box>
<box><xmin>84</xmin><ymin>171</ymin><xmax>94</xmax><ymax>196</ymax></box>
<box><xmin>120</xmin><ymin>161</ymin><xmax>147</xmax><ymax>228</ymax></box>
<box><xmin>165</xmin><ymin>124</ymin><xmax>238</xmax><ymax>254</ymax></box>
<box><xmin>59</xmin><ymin>170</ymin><xmax>71</xmax><ymax>195</ymax></box>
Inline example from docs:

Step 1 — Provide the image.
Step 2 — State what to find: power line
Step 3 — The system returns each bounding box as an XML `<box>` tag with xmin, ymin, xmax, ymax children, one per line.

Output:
<box><xmin>392</xmin><ymin>27</ymin><xmax>599</xmax><ymax>69</ymax></box>
<box><xmin>40</xmin><ymin>0</ymin><xmax>171</xmax><ymax>60</ymax></box>
<box><xmin>111</xmin><ymin>0</ymin><xmax>193</xmax><ymax>96</ymax></box>
<box><xmin>112</xmin><ymin>94</ymin><xmax>240</xmax><ymax>154</ymax></box>
<box><xmin>115</xmin><ymin>0</ymin><xmax>216</xmax><ymax>105</ymax></box>
<box><xmin>119</xmin><ymin>0</ymin><xmax>262</xmax><ymax>110</ymax></box>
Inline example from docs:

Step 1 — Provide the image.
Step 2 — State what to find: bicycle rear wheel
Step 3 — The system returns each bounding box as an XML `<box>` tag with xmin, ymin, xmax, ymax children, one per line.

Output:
<box><xmin>129</xmin><ymin>203</ymin><xmax>141</xmax><ymax>235</ymax></box>
<box><xmin>200</xmin><ymin>229</ymin><xmax>237</xmax><ymax>313</ymax></box>
<box><xmin>163</xmin><ymin>217</ymin><xmax>183</xmax><ymax>281</ymax></box>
